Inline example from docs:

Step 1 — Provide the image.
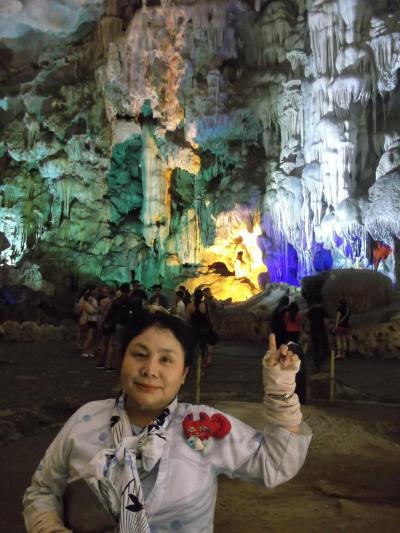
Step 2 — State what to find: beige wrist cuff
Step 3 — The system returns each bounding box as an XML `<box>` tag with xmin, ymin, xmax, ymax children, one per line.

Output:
<box><xmin>263</xmin><ymin>393</ymin><xmax>302</xmax><ymax>428</ymax></box>
<box><xmin>262</xmin><ymin>354</ymin><xmax>302</xmax><ymax>428</ymax></box>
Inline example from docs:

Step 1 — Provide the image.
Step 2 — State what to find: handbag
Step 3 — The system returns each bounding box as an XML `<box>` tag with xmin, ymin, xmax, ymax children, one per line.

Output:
<box><xmin>63</xmin><ymin>478</ymin><xmax>117</xmax><ymax>533</ymax></box>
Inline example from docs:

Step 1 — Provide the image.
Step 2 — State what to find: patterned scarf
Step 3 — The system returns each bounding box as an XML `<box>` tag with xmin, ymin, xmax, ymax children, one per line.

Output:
<box><xmin>84</xmin><ymin>395</ymin><xmax>177</xmax><ymax>533</ymax></box>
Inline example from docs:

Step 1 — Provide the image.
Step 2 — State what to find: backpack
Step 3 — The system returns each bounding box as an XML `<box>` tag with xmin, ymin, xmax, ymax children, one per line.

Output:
<box><xmin>102</xmin><ymin>296</ymin><xmax>134</xmax><ymax>333</ymax></box>
<box><xmin>101</xmin><ymin>299</ymin><xmax>116</xmax><ymax>335</ymax></box>
<box><xmin>113</xmin><ymin>297</ymin><xmax>134</xmax><ymax>325</ymax></box>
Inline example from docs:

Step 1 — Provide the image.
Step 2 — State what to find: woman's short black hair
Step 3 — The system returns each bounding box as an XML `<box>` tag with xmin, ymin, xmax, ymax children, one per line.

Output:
<box><xmin>121</xmin><ymin>309</ymin><xmax>198</xmax><ymax>367</ymax></box>
<box><xmin>193</xmin><ymin>288</ymin><xmax>203</xmax><ymax>306</ymax></box>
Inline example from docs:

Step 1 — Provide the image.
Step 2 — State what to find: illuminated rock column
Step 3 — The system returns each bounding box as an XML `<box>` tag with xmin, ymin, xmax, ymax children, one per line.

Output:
<box><xmin>140</xmin><ymin>121</ymin><xmax>170</xmax><ymax>254</ymax></box>
<box><xmin>307</xmin><ymin>0</ymin><xmax>371</xmax><ymax>264</ymax></box>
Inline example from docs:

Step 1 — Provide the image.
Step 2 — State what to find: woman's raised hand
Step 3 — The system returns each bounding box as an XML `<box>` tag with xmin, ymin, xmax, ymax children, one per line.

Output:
<box><xmin>264</xmin><ymin>333</ymin><xmax>299</xmax><ymax>369</ymax></box>
<box><xmin>263</xmin><ymin>334</ymin><xmax>302</xmax><ymax>432</ymax></box>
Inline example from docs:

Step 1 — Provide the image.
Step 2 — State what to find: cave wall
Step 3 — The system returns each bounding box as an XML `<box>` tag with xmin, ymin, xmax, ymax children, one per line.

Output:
<box><xmin>1</xmin><ymin>0</ymin><xmax>400</xmax><ymax>293</ymax></box>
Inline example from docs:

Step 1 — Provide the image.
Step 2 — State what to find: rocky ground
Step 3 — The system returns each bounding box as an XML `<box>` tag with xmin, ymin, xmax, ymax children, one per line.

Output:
<box><xmin>1</xmin><ymin>339</ymin><xmax>400</xmax><ymax>532</ymax></box>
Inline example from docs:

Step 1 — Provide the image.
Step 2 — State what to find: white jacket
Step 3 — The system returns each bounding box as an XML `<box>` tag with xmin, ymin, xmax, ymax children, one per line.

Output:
<box><xmin>23</xmin><ymin>399</ymin><xmax>312</xmax><ymax>533</ymax></box>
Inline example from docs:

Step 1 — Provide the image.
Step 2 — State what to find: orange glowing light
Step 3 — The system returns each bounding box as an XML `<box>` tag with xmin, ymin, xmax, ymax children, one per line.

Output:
<box><xmin>184</xmin><ymin>215</ymin><xmax>268</xmax><ymax>303</ymax></box>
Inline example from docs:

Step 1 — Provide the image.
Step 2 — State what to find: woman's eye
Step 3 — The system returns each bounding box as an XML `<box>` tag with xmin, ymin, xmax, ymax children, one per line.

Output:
<box><xmin>161</xmin><ymin>356</ymin><xmax>173</xmax><ymax>364</ymax></box>
<box><xmin>133</xmin><ymin>352</ymin><xmax>146</xmax><ymax>358</ymax></box>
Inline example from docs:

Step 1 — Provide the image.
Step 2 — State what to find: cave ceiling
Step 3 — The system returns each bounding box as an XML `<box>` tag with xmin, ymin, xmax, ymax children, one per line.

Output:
<box><xmin>1</xmin><ymin>0</ymin><xmax>400</xmax><ymax>299</ymax></box>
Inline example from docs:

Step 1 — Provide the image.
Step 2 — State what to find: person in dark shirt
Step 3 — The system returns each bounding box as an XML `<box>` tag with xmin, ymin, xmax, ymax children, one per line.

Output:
<box><xmin>307</xmin><ymin>299</ymin><xmax>329</xmax><ymax>371</ymax></box>
<box><xmin>107</xmin><ymin>283</ymin><xmax>133</xmax><ymax>324</ymax></box>
<box><xmin>187</xmin><ymin>288</ymin><xmax>216</xmax><ymax>368</ymax></box>
<box><xmin>130</xmin><ymin>280</ymin><xmax>148</xmax><ymax>314</ymax></box>
<box><xmin>103</xmin><ymin>283</ymin><xmax>134</xmax><ymax>368</ymax></box>
<box><xmin>270</xmin><ymin>295</ymin><xmax>289</xmax><ymax>347</ymax></box>
<box><xmin>179</xmin><ymin>285</ymin><xmax>192</xmax><ymax>306</ymax></box>
<box><xmin>148</xmin><ymin>284</ymin><xmax>169</xmax><ymax>309</ymax></box>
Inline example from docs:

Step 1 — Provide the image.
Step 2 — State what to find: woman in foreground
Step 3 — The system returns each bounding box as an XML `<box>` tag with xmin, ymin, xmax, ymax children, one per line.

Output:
<box><xmin>23</xmin><ymin>309</ymin><xmax>312</xmax><ymax>533</ymax></box>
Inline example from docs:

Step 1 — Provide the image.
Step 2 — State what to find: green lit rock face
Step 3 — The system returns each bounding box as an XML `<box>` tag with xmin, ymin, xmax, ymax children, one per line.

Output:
<box><xmin>1</xmin><ymin>0</ymin><xmax>400</xmax><ymax>296</ymax></box>
<box><xmin>106</xmin><ymin>138</ymin><xmax>143</xmax><ymax>223</ymax></box>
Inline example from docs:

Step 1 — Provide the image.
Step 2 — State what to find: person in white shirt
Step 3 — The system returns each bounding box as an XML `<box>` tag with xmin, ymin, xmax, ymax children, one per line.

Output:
<box><xmin>174</xmin><ymin>290</ymin><xmax>186</xmax><ymax>318</ymax></box>
<box><xmin>81</xmin><ymin>287</ymin><xmax>100</xmax><ymax>358</ymax></box>
<box><xmin>23</xmin><ymin>309</ymin><xmax>312</xmax><ymax>533</ymax></box>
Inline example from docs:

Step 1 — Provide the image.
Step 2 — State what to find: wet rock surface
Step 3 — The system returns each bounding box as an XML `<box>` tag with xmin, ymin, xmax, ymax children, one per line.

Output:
<box><xmin>2</xmin><ymin>2</ymin><xmax>400</xmax><ymax>291</ymax></box>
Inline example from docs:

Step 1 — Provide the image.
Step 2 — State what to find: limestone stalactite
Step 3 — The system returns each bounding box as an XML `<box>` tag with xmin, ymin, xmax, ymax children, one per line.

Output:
<box><xmin>1</xmin><ymin>0</ymin><xmax>400</xmax><ymax>296</ymax></box>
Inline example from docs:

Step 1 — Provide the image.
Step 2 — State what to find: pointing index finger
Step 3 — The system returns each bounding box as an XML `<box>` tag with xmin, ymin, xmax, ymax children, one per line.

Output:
<box><xmin>268</xmin><ymin>333</ymin><xmax>277</xmax><ymax>353</ymax></box>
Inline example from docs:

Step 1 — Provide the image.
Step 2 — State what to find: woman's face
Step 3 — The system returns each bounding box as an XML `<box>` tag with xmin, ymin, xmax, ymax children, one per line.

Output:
<box><xmin>121</xmin><ymin>326</ymin><xmax>188</xmax><ymax>415</ymax></box>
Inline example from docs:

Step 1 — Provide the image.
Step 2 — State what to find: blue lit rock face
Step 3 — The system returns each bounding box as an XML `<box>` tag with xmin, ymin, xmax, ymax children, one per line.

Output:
<box><xmin>1</xmin><ymin>0</ymin><xmax>400</xmax><ymax>295</ymax></box>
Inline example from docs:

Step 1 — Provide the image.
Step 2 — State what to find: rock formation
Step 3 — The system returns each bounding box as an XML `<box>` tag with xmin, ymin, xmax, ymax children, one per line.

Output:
<box><xmin>1</xmin><ymin>0</ymin><xmax>400</xmax><ymax>300</ymax></box>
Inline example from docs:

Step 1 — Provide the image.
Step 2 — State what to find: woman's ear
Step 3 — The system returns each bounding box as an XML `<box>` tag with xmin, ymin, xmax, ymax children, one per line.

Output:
<box><xmin>182</xmin><ymin>367</ymin><xmax>189</xmax><ymax>383</ymax></box>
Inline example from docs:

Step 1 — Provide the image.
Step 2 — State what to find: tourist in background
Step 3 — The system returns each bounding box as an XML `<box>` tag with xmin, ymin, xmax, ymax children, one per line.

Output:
<box><xmin>270</xmin><ymin>295</ymin><xmax>289</xmax><ymax>347</ymax></box>
<box><xmin>81</xmin><ymin>288</ymin><xmax>100</xmax><ymax>359</ymax></box>
<box><xmin>179</xmin><ymin>285</ymin><xmax>191</xmax><ymax>306</ymax></box>
<box><xmin>75</xmin><ymin>288</ymin><xmax>89</xmax><ymax>350</ymax></box>
<box><xmin>148</xmin><ymin>284</ymin><xmax>169</xmax><ymax>309</ymax></box>
<box><xmin>307</xmin><ymin>297</ymin><xmax>329</xmax><ymax>372</ymax></box>
<box><xmin>335</xmin><ymin>297</ymin><xmax>351</xmax><ymax>359</ymax></box>
<box><xmin>130</xmin><ymin>280</ymin><xmax>148</xmax><ymax>314</ymax></box>
<box><xmin>97</xmin><ymin>286</ymin><xmax>116</xmax><ymax>371</ymax></box>
<box><xmin>174</xmin><ymin>290</ymin><xmax>186</xmax><ymax>318</ymax></box>
<box><xmin>104</xmin><ymin>283</ymin><xmax>134</xmax><ymax>369</ymax></box>
<box><xmin>283</xmin><ymin>301</ymin><xmax>302</xmax><ymax>344</ymax></box>
<box><xmin>203</xmin><ymin>286</ymin><xmax>221</xmax><ymax>328</ymax></box>
<box><xmin>187</xmin><ymin>288</ymin><xmax>217</xmax><ymax>368</ymax></box>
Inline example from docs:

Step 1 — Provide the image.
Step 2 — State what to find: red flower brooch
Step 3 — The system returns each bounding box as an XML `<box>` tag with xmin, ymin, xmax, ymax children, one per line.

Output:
<box><xmin>182</xmin><ymin>412</ymin><xmax>231</xmax><ymax>454</ymax></box>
